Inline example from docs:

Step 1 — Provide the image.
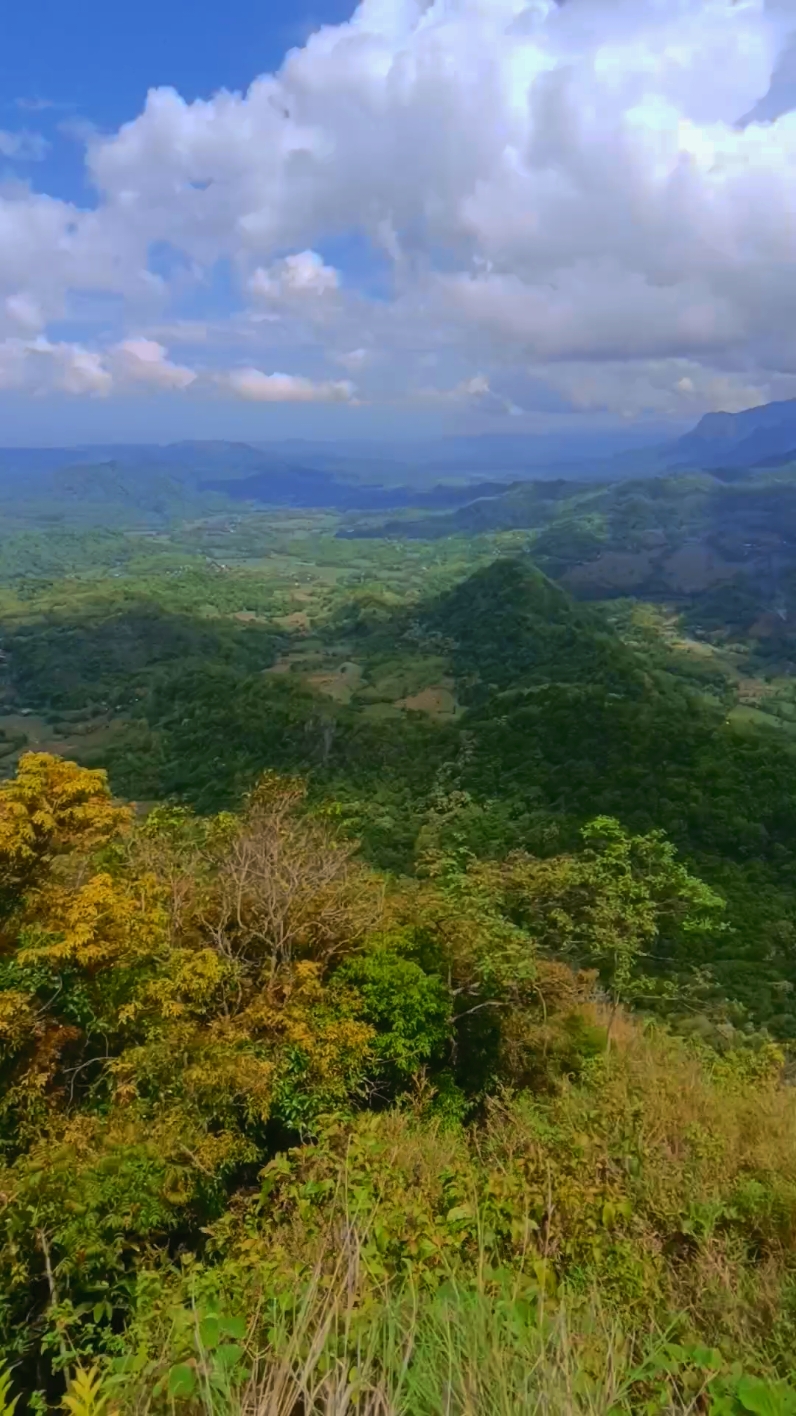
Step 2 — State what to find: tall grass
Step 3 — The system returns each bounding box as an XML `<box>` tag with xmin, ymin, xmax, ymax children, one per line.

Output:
<box><xmin>114</xmin><ymin>1227</ymin><xmax>716</xmax><ymax>1416</ymax></box>
<box><xmin>152</xmin><ymin>1277</ymin><xmax>630</xmax><ymax>1413</ymax></box>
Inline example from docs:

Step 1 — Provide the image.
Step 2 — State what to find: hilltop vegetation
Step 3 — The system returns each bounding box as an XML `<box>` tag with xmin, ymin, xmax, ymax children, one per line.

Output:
<box><xmin>83</xmin><ymin>557</ymin><xmax>796</xmax><ymax>1039</ymax></box>
<box><xmin>2</xmin><ymin>752</ymin><xmax>796</xmax><ymax>1414</ymax></box>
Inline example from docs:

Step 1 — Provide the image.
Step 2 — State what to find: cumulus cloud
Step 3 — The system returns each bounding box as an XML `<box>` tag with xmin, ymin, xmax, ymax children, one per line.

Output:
<box><xmin>111</xmin><ymin>337</ymin><xmax>197</xmax><ymax>390</ymax></box>
<box><xmin>0</xmin><ymin>337</ymin><xmax>112</xmax><ymax>397</ymax></box>
<box><xmin>249</xmin><ymin>251</ymin><xmax>341</xmax><ymax>299</ymax></box>
<box><xmin>540</xmin><ymin>358</ymin><xmax>778</xmax><ymax>419</ymax></box>
<box><xmin>4</xmin><ymin>294</ymin><xmax>44</xmax><ymax>334</ymax></box>
<box><xmin>50</xmin><ymin>343</ymin><xmax>113</xmax><ymax>397</ymax></box>
<box><xmin>220</xmin><ymin>368</ymin><xmax>357</xmax><ymax>402</ymax></box>
<box><xmin>0</xmin><ymin>335</ymin><xmax>200</xmax><ymax>398</ymax></box>
<box><xmin>4</xmin><ymin>0</ymin><xmax>796</xmax><ymax>418</ymax></box>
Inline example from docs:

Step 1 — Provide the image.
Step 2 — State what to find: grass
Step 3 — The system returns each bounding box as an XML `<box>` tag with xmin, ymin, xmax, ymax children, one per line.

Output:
<box><xmin>76</xmin><ymin>1016</ymin><xmax>796</xmax><ymax>1413</ymax></box>
<box><xmin>102</xmin><ymin>1246</ymin><xmax>671</xmax><ymax>1415</ymax></box>
<box><xmin>727</xmin><ymin>703</ymin><xmax>796</xmax><ymax>735</ymax></box>
<box><xmin>99</xmin><ymin>1244</ymin><xmax>793</xmax><ymax>1415</ymax></box>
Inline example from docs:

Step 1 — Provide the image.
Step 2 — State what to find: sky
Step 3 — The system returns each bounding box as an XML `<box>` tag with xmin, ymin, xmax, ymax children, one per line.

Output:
<box><xmin>2</xmin><ymin>0</ymin><xmax>796</xmax><ymax>445</ymax></box>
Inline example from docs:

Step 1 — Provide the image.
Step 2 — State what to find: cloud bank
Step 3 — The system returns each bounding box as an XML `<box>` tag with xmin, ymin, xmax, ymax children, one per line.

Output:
<box><xmin>2</xmin><ymin>0</ymin><xmax>796</xmax><ymax>423</ymax></box>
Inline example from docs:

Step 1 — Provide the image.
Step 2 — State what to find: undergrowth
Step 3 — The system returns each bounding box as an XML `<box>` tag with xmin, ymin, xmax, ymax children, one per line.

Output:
<box><xmin>1</xmin><ymin>755</ymin><xmax>796</xmax><ymax>1411</ymax></box>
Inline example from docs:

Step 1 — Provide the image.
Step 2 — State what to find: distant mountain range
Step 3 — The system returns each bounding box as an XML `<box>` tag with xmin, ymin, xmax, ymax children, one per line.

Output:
<box><xmin>0</xmin><ymin>446</ymin><xmax>498</xmax><ymax>527</ymax></box>
<box><xmin>0</xmin><ymin>399</ymin><xmax>795</xmax><ymax>527</ymax></box>
<box><xmin>0</xmin><ymin>434</ymin><xmax>639</xmax><ymax>528</ymax></box>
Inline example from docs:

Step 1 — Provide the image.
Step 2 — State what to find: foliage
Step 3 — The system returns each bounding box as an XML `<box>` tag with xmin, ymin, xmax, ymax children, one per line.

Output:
<box><xmin>1</xmin><ymin>604</ymin><xmax>279</xmax><ymax>713</ymax></box>
<box><xmin>0</xmin><ymin>753</ymin><xmax>794</xmax><ymax>1409</ymax></box>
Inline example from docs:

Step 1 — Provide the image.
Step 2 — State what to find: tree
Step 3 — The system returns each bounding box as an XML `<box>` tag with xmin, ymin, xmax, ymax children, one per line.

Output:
<box><xmin>0</xmin><ymin>752</ymin><xmax>130</xmax><ymax>919</ymax></box>
<box><xmin>497</xmin><ymin>816</ymin><xmax>726</xmax><ymax>1014</ymax></box>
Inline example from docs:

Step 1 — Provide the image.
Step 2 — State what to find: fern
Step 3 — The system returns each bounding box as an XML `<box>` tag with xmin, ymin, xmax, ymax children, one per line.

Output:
<box><xmin>62</xmin><ymin>1367</ymin><xmax>116</xmax><ymax>1416</ymax></box>
<box><xmin>0</xmin><ymin>1366</ymin><xmax>18</xmax><ymax>1416</ymax></box>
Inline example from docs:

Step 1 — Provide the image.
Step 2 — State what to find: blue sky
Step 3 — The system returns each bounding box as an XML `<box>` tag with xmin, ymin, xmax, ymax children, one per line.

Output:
<box><xmin>2</xmin><ymin>0</ymin><xmax>354</xmax><ymax>205</ymax></box>
<box><xmin>0</xmin><ymin>0</ymin><xmax>794</xmax><ymax>446</ymax></box>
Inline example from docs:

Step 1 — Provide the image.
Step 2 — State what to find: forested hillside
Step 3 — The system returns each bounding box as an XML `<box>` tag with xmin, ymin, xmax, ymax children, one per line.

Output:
<box><xmin>81</xmin><ymin>557</ymin><xmax>796</xmax><ymax>1040</ymax></box>
<box><xmin>355</xmin><ymin>461</ymin><xmax>796</xmax><ymax>624</ymax></box>
<box><xmin>3</xmin><ymin>506</ymin><xmax>796</xmax><ymax>1411</ymax></box>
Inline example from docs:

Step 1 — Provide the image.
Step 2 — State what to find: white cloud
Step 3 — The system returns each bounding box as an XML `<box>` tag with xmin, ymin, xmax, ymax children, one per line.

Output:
<box><xmin>336</xmin><ymin>347</ymin><xmax>370</xmax><ymax>370</ymax></box>
<box><xmin>112</xmin><ymin>337</ymin><xmax>197</xmax><ymax>390</ymax></box>
<box><xmin>540</xmin><ymin>357</ymin><xmax>777</xmax><ymax>419</ymax></box>
<box><xmin>50</xmin><ymin>344</ymin><xmax>113</xmax><ymax>397</ymax></box>
<box><xmin>0</xmin><ymin>338</ymin><xmax>113</xmax><ymax>397</ymax></box>
<box><xmin>221</xmin><ymin>368</ymin><xmax>357</xmax><ymax>402</ymax></box>
<box><xmin>4</xmin><ymin>0</ymin><xmax>796</xmax><ymax>420</ymax></box>
<box><xmin>0</xmin><ymin>335</ymin><xmax>198</xmax><ymax>398</ymax></box>
<box><xmin>0</xmin><ymin>340</ymin><xmax>30</xmax><ymax>391</ymax></box>
<box><xmin>249</xmin><ymin>250</ymin><xmax>341</xmax><ymax>299</ymax></box>
<box><xmin>0</xmin><ymin>130</ymin><xmax>50</xmax><ymax>161</ymax></box>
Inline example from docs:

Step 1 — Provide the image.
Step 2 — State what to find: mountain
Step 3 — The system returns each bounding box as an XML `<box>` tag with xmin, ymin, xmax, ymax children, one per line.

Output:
<box><xmin>4</xmin><ymin>402</ymin><xmax>796</xmax><ymax>531</ymax></box>
<box><xmin>207</xmin><ymin>467</ymin><xmax>516</xmax><ymax>512</ymax></box>
<box><xmin>0</xmin><ymin>427</ymin><xmax>676</xmax><ymax>521</ymax></box>
<box><xmin>667</xmin><ymin>398</ymin><xmax>796</xmax><ymax>470</ymax></box>
<box><xmin>0</xmin><ymin>458</ymin><xmax>230</xmax><ymax>528</ymax></box>
<box><xmin>6</xmin><ymin>604</ymin><xmax>796</xmax><ymax>1403</ymax></box>
<box><xmin>340</xmin><ymin>478</ymin><xmax>591</xmax><ymax>540</ymax></box>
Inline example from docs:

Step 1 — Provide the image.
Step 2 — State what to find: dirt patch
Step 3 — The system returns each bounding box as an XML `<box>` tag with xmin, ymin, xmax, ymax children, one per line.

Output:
<box><xmin>265</xmin><ymin>648</ymin><xmax>327</xmax><ymax>677</ymax></box>
<box><xmin>737</xmin><ymin>677</ymin><xmax>774</xmax><ymax>705</ymax></box>
<box><xmin>273</xmin><ymin>611</ymin><xmax>311</xmax><ymax>631</ymax></box>
<box><xmin>396</xmin><ymin>685</ymin><xmax>458</xmax><ymax>717</ymax></box>
<box><xmin>0</xmin><ymin>711</ymin><xmax>127</xmax><ymax>778</ymax></box>
<box><xmin>0</xmin><ymin>712</ymin><xmax>52</xmax><ymax>745</ymax></box>
<box><xmin>306</xmin><ymin>662</ymin><xmax>364</xmax><ymax>704</ymax></box>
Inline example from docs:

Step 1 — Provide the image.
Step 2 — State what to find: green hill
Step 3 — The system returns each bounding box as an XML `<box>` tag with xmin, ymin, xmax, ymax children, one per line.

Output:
<box><xmin>420</xmin><ymin>556</ymin><xmax>644</xmax><ymax>700</ymax></box>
